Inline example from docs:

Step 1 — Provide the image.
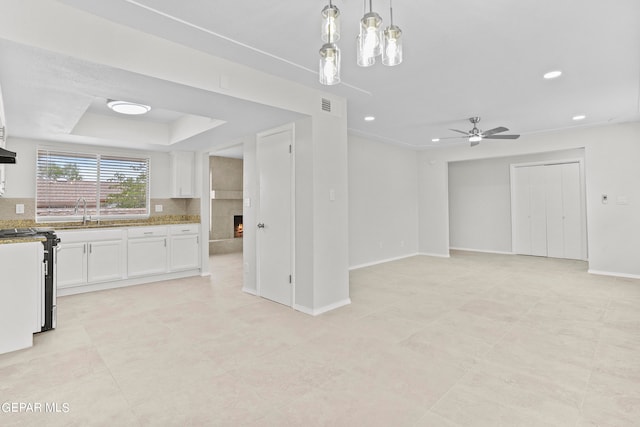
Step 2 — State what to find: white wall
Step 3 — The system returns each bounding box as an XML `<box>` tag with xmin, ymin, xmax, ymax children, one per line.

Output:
<box><xmin>348</xmin><ymin>135</ymin><xmax>419</xmax><ymax>268</ymax></box>
<box><xmin>4</xmin><ymin>137</ymin><xmax>177</xmax><ymax>199</ymax></box>
<box><xmin>448</xmin><ymin>149</ymin><xmax>585</xmax><ymax>253</ymax></box>
<box><xmin>419</xmin><ymin>121</ymin><xmax>640</xmax><ymax>278</ymax></box>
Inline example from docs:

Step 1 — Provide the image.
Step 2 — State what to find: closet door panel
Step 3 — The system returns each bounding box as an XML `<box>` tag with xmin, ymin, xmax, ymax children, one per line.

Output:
<box><xmin>545</xmin><ymin>164</ymin><xmax>565</xmax><ymax>258</ymax></box>
<box><xmin>562</xmin><ymin>162</ymin><xmax>583</xmax><ymax>260</ymax></box>
<box><xmin>529</xmin><ymin>166</ymin><xmax>548</xmax><ymax>256</ymax></box>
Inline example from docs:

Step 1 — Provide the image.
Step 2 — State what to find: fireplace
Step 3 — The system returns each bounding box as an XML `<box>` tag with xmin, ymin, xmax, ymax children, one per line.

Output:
<box><xmin>234</xmin><ymin>215</ymin><xmax>243</xmax><ymax>238</ymax></box>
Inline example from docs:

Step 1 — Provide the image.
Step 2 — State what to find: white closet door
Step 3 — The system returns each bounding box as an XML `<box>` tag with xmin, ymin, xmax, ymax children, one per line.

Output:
<box><xmin>545</xmin><ymin>164</ymin><xmax>565</xmax><ymax>258</ymax></box>
<box><xmin>561</xmin><ymin>163</ymin><xmax>583</xmax><ymax>260</ymax></box>
<box><xmin>513</xmin><ymin>166</ymin><xmax>532</xmax><ymax>255</ymax></box>
<box><xmin>529</xmin><ymin>166</ymin><xmax>548</xmax><ymax>256</ymax></box>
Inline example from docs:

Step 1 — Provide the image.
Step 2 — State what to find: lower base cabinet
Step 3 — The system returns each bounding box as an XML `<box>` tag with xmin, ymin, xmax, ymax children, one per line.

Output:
<box><xmin>56</xmin><ymin>230</ymin><xmax>124</xmax><ymax>289</ymax></box>
<box><xmin>127</xmin><ymin>236</ymin><xmax>168</xmax><ymax>277</ymax></box>
<box><xmin>56</xmin><ymin>224</ymin><xmax>199</xmax><ymax>292</ymax></box>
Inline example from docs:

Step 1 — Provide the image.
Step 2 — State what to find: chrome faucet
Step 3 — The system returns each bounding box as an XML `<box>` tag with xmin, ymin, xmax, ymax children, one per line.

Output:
<box><xmin>74</xmin><ymin>197</ymin><xmax>88</xmax><ymax>225</ymax></box>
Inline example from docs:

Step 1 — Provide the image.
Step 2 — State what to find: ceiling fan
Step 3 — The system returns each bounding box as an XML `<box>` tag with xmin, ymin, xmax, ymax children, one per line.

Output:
<box><xmin>446</xmin><ymin>117</ymin><xmax>520</xmax><ymax>147</ymax></box>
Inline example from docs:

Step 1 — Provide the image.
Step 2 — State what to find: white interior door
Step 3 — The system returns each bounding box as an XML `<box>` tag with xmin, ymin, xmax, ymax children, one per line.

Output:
<box><xmin>529</xmin><ymin>166</ymin><xmax>548</xmax><ymax>256</ymax></box>
<box><xmin>545</xmin><ymin>164</ymin><xmax>565</xmax><ymax>258</ymax></box>
<box><xmin>561</xmin><ymin>163</ymin><xmax>583</xmax><ymax>260</ymax></box>
<box><xmin>257</xmin><ymin>128</ymin><xmax>293</xmax><ymax>307</ymax></box>
<box><xmin>511</xmin><ymin>161</ymin><xmax>585</xmax><ymax>260</ymax></box>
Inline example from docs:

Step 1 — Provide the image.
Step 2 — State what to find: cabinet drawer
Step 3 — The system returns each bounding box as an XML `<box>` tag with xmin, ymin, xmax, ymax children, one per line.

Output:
<box><xmin>169</xmin><ymin>224</ymin><xmax>199</xmax><ymax>235</ymax></box>
<box><xmin>56</xmin><ymin>228</ymin><xmax>123</xmax><ymax>243</ymax></box>
<box><xmin>127</xmin><ymin>226</ymin><xmax>168</xmax><ymax>238</ymax></box>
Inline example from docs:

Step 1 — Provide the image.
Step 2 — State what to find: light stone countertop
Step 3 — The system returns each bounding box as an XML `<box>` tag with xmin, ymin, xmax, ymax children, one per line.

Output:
<box><xmin>0</xmin><ymin>236</ymin><xmax>46</xmax><ymax>245</ymax></box>
<box><xmin>0</xmin><ymin>215</ymin><xmax>201</xmax><ymax>231</ymax></box>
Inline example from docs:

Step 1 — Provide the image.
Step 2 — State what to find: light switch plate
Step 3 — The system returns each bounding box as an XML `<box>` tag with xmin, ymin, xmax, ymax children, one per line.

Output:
<box><xmin>155</xmin><ymin>204</ymin><xmax>163</xmax><ymax>212</ymax></box>
<box><xmin>244</xmin><ymin>198</ymin><xmax>251</xmax><ymax>207</ymax></box>
<box><xmin>15</xmin><ymin>204</ymin><xmax>25</xmax><ymax>214</ymax></box>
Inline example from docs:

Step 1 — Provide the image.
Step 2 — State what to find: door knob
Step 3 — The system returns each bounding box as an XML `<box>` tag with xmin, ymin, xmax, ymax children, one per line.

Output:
<box><xmin>257</xmin><ymin>223</ymin><xmax>265</xmax><ymax>229</ymax></box>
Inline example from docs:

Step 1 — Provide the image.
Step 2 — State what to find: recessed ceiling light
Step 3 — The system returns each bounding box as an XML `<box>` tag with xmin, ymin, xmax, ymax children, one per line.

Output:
<box><xmin>572</xmin><ymin>114</ymin><xmax>586</xmax><ymax>121</ymax></box>
<box><xmin>543</xmin><ymin>70</ymin><xmax>562</xmax><ymax>80</ymax></box>
<box><xmin>431</xmin><ymin>138</ymin><xmax>440</xmax><ymax>142</ymax></box>
<box><xmin>364</xmin><ymin>116</ymin><xmax>375</xmax><ymax>122</ymax></box>
<box><xmin>107</xmin><ymin>99</ymin><xmax>151</xmax><ymax>115</ymax></box>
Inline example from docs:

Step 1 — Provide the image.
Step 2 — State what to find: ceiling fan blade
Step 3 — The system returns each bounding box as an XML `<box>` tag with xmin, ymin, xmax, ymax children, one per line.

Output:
<box><xmin>484</xmin><ymin>134</ymin><xmax>520</xmax><ymax>139</ymax></box>
<box><xmin>449</xmin><ymin>128</ymin><xmax>469</xmax><ymax>135</ymax></box>
<box><xmin>438</xmin><ymin>135</ymin><xmax>467</xmax><ymax>140</ymax></box>
<box><xmin>482</xmin><ymin>126</ymin><xmax>509</xmax><ymax>137</ymax></box>
<box><xmin>470</xmin><ymin>140</ymin><xmax>481</xmax><ymax>147</ymax></box>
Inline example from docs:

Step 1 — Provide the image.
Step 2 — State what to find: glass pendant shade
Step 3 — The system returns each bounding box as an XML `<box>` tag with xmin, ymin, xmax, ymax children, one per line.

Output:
<box><xmin>357</xmin><ymin>11</ymin><xmax>382</xmax><ymax>66</ymax></box>
<box><xmin>356</xmin><ymin>34</ymin><xmax>375</xmax><ymax>67</ymax></box>
<box><xmin>469</xmin><ymin>135</ymin><xmax>482</xmax><ymax>143</ymax></box>
<box><xmin>319</xmin><ymin>43</ymin><xmax>341</xmax><ymax>85</ymax></box>
<box><xmin>321</xmin><ymin>3</ymin><xmax>340</xmax><ymax>42</ymax></box>
<box><xmin>382</xmin><ymin>24</ymin><xmax>403</xmax><ymax>66</ymax></box>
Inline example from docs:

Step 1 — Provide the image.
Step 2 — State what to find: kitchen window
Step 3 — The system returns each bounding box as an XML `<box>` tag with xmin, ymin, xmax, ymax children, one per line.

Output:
<box><xmin>36</xmin><ymin>149</ymin><xmax>150</xmax><ymax>221</ymax></box>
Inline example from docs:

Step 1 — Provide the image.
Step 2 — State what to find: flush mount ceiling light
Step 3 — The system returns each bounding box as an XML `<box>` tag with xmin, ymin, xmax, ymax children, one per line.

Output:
<box><xmin>543</xmin><ymin>70</ymin><xmax>563</xmax><ymax>80</ymax></box>
<box><xmin>431</xmin><ymin>138</ymin><xmax>440</xmax><ymax>142</ymax></box>
<box><xmin>107</xmin><ymin>99</ymin><xmax>151</xmax><ymax>115</ymax></box>
<box><xmin>364</xmin><ymin>116</ymin><xmax>376</xmax><ymax>121</ymax></box>
<box><xmin>319</xmin><ymin>0</ymin><xmax>403</xmax><ymax>85</ymax></box>
<box><xmin>572</xmin><ymin>114</ymin><xmax>587</xmax><ymax>121</ymax></box>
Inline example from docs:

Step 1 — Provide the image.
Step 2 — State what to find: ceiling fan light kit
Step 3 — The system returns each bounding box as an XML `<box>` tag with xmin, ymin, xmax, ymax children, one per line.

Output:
<box><xmin>319</xmin><ymin>0</ymin><xmax>403</xmax><ymax>85</ymax></box>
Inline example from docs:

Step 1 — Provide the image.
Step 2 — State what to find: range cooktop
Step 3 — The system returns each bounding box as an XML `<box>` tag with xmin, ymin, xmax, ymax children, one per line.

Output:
<box><xmin>0</xmin><ymin>228</ymin><xmax>39</xmax><ymax>238</ymax></box>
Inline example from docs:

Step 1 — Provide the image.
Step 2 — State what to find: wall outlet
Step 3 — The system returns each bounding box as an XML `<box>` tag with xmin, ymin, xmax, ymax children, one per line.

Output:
<box><xmin>155</xmin><ymin>204</ymin><xmax>163</xmax><ymax>212</ymax></box>
<box><xmin>244</xmin><ymin>197</ymin><xmax>251</xmax><ymax>207</ymax></box>
<box><xmin>601</xmin><ymin>194</ymin><xmax>608</xmax><ymax>204</ymax></box>
<box><xmin>15</xmin><ymin>204</ymin><xmax>25</xmax><ymax>214</ymax></box>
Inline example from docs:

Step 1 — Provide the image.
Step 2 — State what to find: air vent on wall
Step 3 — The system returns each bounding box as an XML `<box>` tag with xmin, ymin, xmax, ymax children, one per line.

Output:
<box><xmin>321</xmin><ymin>98</ymin><xmax>332</xmax><ymax>112</ymax></box>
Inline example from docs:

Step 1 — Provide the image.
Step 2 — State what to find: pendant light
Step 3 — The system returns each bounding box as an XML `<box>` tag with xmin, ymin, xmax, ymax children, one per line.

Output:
<box><xmin>357</xmin><ymin>0</ymin><xmax>383</xmax><ymax>67</ymax></box>
<box><xmin>321</xmin><ymin>0</ymin><xmax>340</xmax><ymax>42</ymax></box>
<box><xmin>381</xmin><ymin>0</ymin><xmax>403</xmax><ymax>66</ymax></box>
<box><xmin>319</xmin><ymin>4</ymin><xmax>341</xmax><ymax>86</ymax></box>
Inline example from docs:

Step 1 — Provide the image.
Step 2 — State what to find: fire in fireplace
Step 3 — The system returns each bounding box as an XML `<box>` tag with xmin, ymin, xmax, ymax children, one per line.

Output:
<box><xmin>234</xmin><ymin>215</ymin><xmax>243</xmax><ymax>238</ymax></box>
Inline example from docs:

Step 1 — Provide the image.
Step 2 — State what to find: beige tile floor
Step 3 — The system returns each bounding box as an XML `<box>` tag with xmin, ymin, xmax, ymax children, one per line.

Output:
<box><xmin>1</xmin><ymin>251</ymin><xmax>639</xmax><ymax>426</ymax></box>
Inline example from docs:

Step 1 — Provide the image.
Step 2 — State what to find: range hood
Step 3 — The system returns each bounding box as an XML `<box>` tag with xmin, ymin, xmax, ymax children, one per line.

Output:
<box><xmin>0</xmin><ymin>146</ymin><xmax>16</xmax><ymax>164</ymax></box>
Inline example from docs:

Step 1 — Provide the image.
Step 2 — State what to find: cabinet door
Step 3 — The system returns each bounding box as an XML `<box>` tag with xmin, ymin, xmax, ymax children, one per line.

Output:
<box><xmin>170</xmin><ymin>234</ymin><xmax>200</xmax><ymax>271</ymax></box>
<box><xmin>87</xmin><ymin>240</ymin><xmax>123</xmax><ymax>283</ymax></box>
<box><xmin>128</xmin><ymin>237</ymin><xmax>168</xmax><ymax>277</ymax></box>
<box><xmin>56</xmin><ymin>242</ymin><xmax>87</xmax><ymax>288</ymax></box>
<box><xmin>171</xmin><ymin>151</ymin><xmax>195</xmax><ymax>198</ymax></box>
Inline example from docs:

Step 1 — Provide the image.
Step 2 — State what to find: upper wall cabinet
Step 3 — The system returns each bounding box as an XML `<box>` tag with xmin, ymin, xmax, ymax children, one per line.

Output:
<box><xmin>171</xmin><ymin>151</ymin><xmax>195</xmax><ymax>198</ymax></box>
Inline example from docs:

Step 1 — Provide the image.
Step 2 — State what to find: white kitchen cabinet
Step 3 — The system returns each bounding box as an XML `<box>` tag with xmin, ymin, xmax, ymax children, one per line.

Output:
<box><xmin>0</xmin><ymin>241</ymin><xmax>42</xmax><ymax>354</ymax></box>
<box><xmin>171</xmin><ymin>151</ymin><xmax>195</xmax><ymax>198</ymax></box>
<box><xmin>56</xmin><ymin>242</ymin><xmax>87</xmax><ymax>288</ymax></box>
<box><xmin>169</xmin><ymin>224</ymin><xmax>200</xmax><ymax>271</ymax></box>
<box><xmin>87</xmin><ymin>240</ymin><xmax>123</xmax><ymax>283</ymax></box>
<box><xmin>127</xmin><ymin>227</ymin><xmax>168</xmax><ymax>277</ymax></box>
<box><xmin>56</xmin><ymin>229</ymin><xmax>125</xmax><ymax>288</ymax></box>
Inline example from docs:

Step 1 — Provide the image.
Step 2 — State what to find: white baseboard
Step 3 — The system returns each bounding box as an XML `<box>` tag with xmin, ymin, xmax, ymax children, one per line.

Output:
<box><xmin>294</xmin><ymin>298</ymin><xmax>351</xmax><ymax>316</ymax></box>
<box><xmin>57</xmin><ymin>269</ymin><xmax>202</xmax><ymax>297</ymax></box>
<box><xmin>349</xmin><ymin>253</ymin><xmax>420</xmax><ymax>271</ymax></box>
<box><xmin>450</xmin><ymin>247</ymin><xmax>515</xmax><ymax>255</ymax></box>
<box><xmin>418</xmin><ymin>252</ymin><xmax>451</xmax><ymax>258</ymax></box>
<box><xmin>588</xmin><ymin>270</ymin><xmax>640</xmax><ymax>280</ymax></box>
<box><xmin>241</xmin><ymin>287</ymin><xmax>257</xmax><ymax>296</ymax></box>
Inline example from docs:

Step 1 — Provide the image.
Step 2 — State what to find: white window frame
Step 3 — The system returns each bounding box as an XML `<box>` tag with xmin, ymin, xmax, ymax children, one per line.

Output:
<box><xmin>36</xmin><ymin>147</ymin><xmax>151</xmax><ymax>223</ymax></box>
